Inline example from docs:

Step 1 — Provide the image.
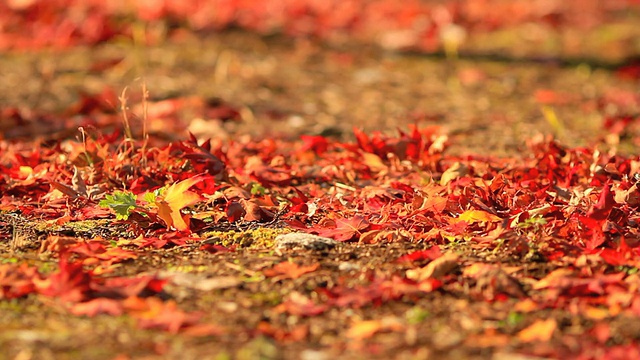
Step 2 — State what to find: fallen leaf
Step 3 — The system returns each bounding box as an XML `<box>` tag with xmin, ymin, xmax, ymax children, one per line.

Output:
<box><xmin>457</xmin><ymin>209</ymin><xmax>501</xmax><ymax>224</ymax></box>
<box><xmin>517</xmin><ymin>318</ymin><xmax>557</xmax><ymax>342</ymax></box>
<box><xmin>406</xmin><ymin>252</ymin><xmax>459</xmax><ymax>281</ymax></box>
<box><xmin>440</xmin><ymin>162</ymin><xmax>468</xmax><ymax>185</ymax></box>
<box><xmin>316</xmin><ymin>215</ymin><xmax>370</xmax><ymax>242</ymax></box>
<box><xmin>124</xmin><ymin>297</ymin><xmax>204</xmax><ymax>334</ymax></box>
<box><xmin>532</xmin><ymin>268</ymin><xmax>575</xmax><ymax>290</ymax></box>
<box><xmin>70</xmin><ymin>298</ymin><xmax>124</xmax><ymax>317</ymax></box>
<box><xmin>362</xmin><ymin>153</ymin><xmax>387</xmax><ymax>173</ymax></box>
<box><xmin>33</xmin><ymin>254</ymin><xmax>91</xmax><ymax>303</ymax></box>
<box><xmin>0</xmin><ymin>263</ymin><xmax>38</xmax><ymax>299</ymax></box>
<box><xmin>346</xmin><ymin>317</ymin><xmax>403</xmax><ymax>340</ymax></box>
<box><xmin>586</xmin><ymin>183</ymin><xmax>615</xmax><ymax>221</ymax></box>
<box><xmin>346</xmin><ymin>320</ymin><xmax>383</xmax><ymax>340</ymax></box>
<box><xmin>273</xmin><ymin>291</ymin><xmax>328</xmax><ymax>317</ymax></box>
<box><xmin>396</xmin><ymin>246</ymin><xmax>442</xmax><ymax>263</ymax></box>
<box><xmin>156</xmin><ymin>175</ymin><xmax>204</xmax><ymax>231</ymax></box>
<box><xmin>263</xmin><ymin>262</ymin><xmax>319</xmax><ymax>280</ymax></box>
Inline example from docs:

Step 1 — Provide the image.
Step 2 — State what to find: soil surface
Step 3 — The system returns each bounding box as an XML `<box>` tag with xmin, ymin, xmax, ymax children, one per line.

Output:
<box><xmin>2</xmin><ymin>31</ymin><xmax>637</xmax><ymax>154</ymax></box>
<box><xmin>2</xmin><ymin>29</ymin><xmax>640</xmax><ymax>360</ymax></box>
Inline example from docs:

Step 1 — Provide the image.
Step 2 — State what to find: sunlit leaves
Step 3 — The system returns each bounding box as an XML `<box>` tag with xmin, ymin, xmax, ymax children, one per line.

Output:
<box><xmin>457</xmin><ymin>210</ymin><xmax>501</xmax><ymax>224</ymax></box>
<box><xmin>98</xmin><ymin>176</ymin><xmax>205</xmax><ymax>231</ymax></box>
<box><xmin>517</xmin><ymin>318</ymin><xmax>557</xmax><ymax>343</ymax></box>
<box><xmin>314</xmin><ymin>215</ymin><xmax>370</xmax><ymax>242</ymax></box>
<box><xmin>153</xmin><ymin>175</ymin><xmax>204</xmax><ymax>231</ymax></box>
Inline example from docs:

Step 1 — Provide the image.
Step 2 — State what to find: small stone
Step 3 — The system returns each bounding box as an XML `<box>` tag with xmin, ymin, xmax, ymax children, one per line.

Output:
<box><xmin>338</xmin><ymin>262</ymin><xmax>360</xmax><ymax>272</ymax></box>
<box><xmin>275</xmin><ymin>233</ymin><xmax>339</xmax><ymax>251</ymax></box>
<box><xmin>300</xmin><ymin>349</ymin><xmax>329</xmax><ymax>360</ymax></box>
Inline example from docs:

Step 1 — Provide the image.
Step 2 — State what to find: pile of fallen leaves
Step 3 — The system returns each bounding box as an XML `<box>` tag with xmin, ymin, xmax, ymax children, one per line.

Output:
<box><xmin>3</xmin><ymin>85</ymin><xmax>640</xmax><ymax>354</ymax></box>
<box><xmin>1</xmin><ymin>0</ymin><xmax>638</xmax><ymax>53</ymax></box>
<box><xmin>3</xmin><ymin>1</ymin><xmax>640</xmax><ymax>358</ymax></box>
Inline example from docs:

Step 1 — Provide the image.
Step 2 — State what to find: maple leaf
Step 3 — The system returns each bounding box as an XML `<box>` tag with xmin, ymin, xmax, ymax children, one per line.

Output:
<box><xmin>0</xmin><ymin>263</ymin><xmax>38</xmax><ymax>299</ymax></box>
<box><xmin>457</xmin><ymin>209</ymin><xmax>501</xmax><ymax>224</ymax></box>
<box><xmin>299</xmin><ymin>135</ymin><xmax>330</xmax><ymax>155</ymax></box>
<box><xmin>586</xmin><ymin>183</ymin><xmax>615</xmax><ymax>221</ymax></box>
<box><xmin>396</xmin><ymin>246</ymin><xmax>443</xmax><ymax>263</ymax></box>
<box><xmin>316</xmin><ymin>215</ymin><xmax>370</xmax><ymax>241</ymax></box>
<box><xmin>33</xmin><ymin>254</ymin><xmax>92</xmax><ymax>303</ymax></box>
<box><xmin>154</xmin><ymin>175</ymin><xmax>204</xmax><ymax>231</ymax></box>
<box><xmin>406</xmin><ymin>252</ymin><xmax>459</xmax><ymax>281</ymax></box>
<box><xmin>92</xmin><ymin>275</ymin><xmax>167</xmax><ymax>299</ymax></box>
<box><xmin>99</xmin><ymin>191</ymin><xmax>137</xmax><ymax>220</ymax></box>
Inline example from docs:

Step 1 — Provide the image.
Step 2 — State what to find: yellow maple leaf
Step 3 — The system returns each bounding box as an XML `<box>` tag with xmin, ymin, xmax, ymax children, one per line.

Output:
<box><xmin>346</xmin><ymin>320</ymin><xmax>383</xmax><ymax>340</ymax></box>
<box><xmin>517</xmin><ymin>318</ymin><xmax>557</xmax><ymax>343</ymax></box>
<box><xmin>457</xmin><ymin>209</ymin><xmax>501</xmax><ymax>224</ymax></box>
<box><xmin>156</xmin><ymin>176</ymin><xmax>204</xmax><ymax>231</ymax></box>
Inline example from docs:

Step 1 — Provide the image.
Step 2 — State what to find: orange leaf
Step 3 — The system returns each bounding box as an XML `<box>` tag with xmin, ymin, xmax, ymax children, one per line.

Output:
<box><xmin>457</xmin><ymin>209</ymin><xmax>501</xmax><ymax>223</ymax></box>
<box><xmin>346</xmin><ymin>318</ymin><xmax>403</xmax><ymax>340</ymax></box>
<box><xmin>531</xmin><ymin>268</ymin><xmax>575</xmax><ymax>290</ymax></box>
<box><xmin>406</xmin><ymin>252</ymin><xmax>459</xmax><ymax>281</ymax></box>
<box><xmin>517</xmin><ymin>318</ymin><xmax>557</xmax><ymax>343</ymax></box>
<box><xmin>346</xmin><ymin>320</ymin><xmax>383</xmax><ymax>340</ymax></box>
<box><xmin>156</xmin><ymin>175</ymin><xmax>204</xmax><ymax>231</ymax></box>
<box><xmin>124</xmin><ymin>297</ymin><xmax>203</xmax><ymax>334</ymax></box>
<box><xmin>362</xmin><ymin>153</ymin><xmax>387</xmax><ymax>172</ymax></box>
<box><xmin>263</xmin><ymin>262</ymin><xmax>319</xmax><ymax>280</ymax></box>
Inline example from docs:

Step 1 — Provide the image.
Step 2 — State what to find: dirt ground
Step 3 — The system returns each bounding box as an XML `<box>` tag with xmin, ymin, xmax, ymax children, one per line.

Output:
<box><xmin>1</xmin><ymin>30</ymin><xmax>640</xmax><ymax>360</ymax></box>
<box><xmin>2</xmin><ymin>30</ymin><xmax>637</xmax><ymax>154</ymax></box>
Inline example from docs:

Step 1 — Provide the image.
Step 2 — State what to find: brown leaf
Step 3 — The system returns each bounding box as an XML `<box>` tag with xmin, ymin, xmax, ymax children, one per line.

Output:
<box><xmin>406</xmin><ymin>253</ymin><xmax>459</xmax><ymax>281</ymax></box>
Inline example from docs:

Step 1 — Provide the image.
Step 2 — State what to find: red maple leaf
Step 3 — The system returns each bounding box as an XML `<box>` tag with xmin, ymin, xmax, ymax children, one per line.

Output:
<box><xmin>316</xmin><ymin>215</ymin><xmax>370</xmax><ymax>241</ymax></box>
<box><xmin>91</xmin><ymin>275</ymin><xmax>167</xmax><ymax>299</ymax></box>
<box><xmin>0</xmin><ymin>263</ymin><xmax>38</xmax><ymax>299</ymax></box>
<box><xmin>586</xmin><ymin>183</ymin><xmax>615</xmax><ymax>221</ymax></box>
<box><xmin>33</xmin><ymin>253</ymin><xmax>92</xmax><ymax>303</ymax></box>
<box><xmin>396</xmin><ymin>246</ymin><xmax>443</xmax><ymax>263</ymax></box>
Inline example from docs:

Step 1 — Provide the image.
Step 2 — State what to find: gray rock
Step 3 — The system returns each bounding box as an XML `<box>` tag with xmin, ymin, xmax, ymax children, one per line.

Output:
<box><xmin>275</xmin><ymin>233</ymin><xmax>339</xmax><ymax>251</ymax></box>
